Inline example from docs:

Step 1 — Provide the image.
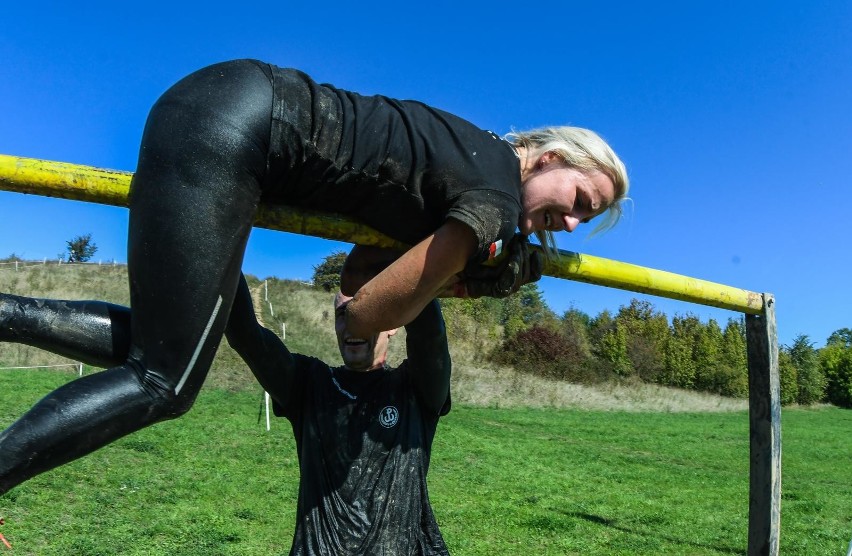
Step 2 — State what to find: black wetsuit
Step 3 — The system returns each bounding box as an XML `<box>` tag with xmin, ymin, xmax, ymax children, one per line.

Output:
<box><xmin>0</xmin><ymin>59</ymin><xmax>517</xmax><ymax>496</ymax></box>
<box><xmin>0</xmin><ymin>283</ymin><xmax>452</xmax><ymax>555</ymax></box>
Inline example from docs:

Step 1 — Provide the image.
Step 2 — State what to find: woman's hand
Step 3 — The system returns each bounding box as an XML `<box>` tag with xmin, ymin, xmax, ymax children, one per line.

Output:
<box><xmin>458</xmin><ymin>234</ymin><xmax>543</xmax><ymax>298</ymax></box>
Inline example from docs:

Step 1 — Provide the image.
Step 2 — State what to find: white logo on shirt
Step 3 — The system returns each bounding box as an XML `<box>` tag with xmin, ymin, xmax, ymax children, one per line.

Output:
<box><xmin>379</xmin><ymin>406</ymin><xmax>399</xmax><ymax>428</ymax></box>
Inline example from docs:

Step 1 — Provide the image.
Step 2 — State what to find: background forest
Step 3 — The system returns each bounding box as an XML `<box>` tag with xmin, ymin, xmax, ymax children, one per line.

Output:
<box><xmin>313</xmin><ymin>251</ymin><xmax>850</xmax><ymax>408</ymax></box>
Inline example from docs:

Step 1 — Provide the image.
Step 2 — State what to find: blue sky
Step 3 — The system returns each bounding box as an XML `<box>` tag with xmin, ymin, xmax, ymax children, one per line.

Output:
<box><xmin>1</xmin><ymin>2</ymin><xmax>850</xmax><ymax>348</ymax></box>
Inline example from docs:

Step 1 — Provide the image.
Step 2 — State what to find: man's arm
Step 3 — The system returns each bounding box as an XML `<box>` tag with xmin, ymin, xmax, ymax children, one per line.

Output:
<box><xmin>225</xmin><ymin>273</ymin><xmax>297</xmax><ymax>409</ymax></box>
<box><xmin>404</xmin><ymin>299</ymin><xmax>451</xmax><ymax>417</ymax></box>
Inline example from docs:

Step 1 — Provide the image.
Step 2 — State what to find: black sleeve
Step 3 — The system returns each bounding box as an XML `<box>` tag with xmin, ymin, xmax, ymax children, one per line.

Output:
<box><xmin>404</xmin><ymin>299</ymin><xmax>451</xmax><ymax>416</ymax></box>
<box><xmin>224</xmin><ymin>273</ymin><xmax>297</xmax><ymax>411</ymax></box>
<box><xmin>447</xmin><ymin>189</ymin><xmax>520</xmax><ymax>265</ymax></box>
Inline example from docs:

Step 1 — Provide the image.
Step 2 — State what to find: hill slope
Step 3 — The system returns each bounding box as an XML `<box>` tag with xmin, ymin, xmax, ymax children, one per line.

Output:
<box><xmin>0</xmin><ymin>261</ymin><xmax>747</xmax><ymax>412</ymax></box>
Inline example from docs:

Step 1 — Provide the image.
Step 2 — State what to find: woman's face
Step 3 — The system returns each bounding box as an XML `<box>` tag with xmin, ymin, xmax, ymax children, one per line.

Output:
<box><xmin>519</xmin><ymin>154</ymin><xmax>616</xmax><ymax>235</ymax></box>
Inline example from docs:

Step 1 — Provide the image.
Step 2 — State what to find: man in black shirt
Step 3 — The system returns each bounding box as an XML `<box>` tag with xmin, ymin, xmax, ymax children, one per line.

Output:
<box><xmin>225</xmin><ymin>247</ymin><xmax>452</xmax><ymax>555</ymax></box>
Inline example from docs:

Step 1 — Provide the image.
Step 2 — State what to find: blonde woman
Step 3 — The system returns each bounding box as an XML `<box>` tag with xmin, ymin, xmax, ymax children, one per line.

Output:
<box><xmin>0</xmin><ymin>59</ymin><xmax>628</xmax><ymax>498</ymax></box>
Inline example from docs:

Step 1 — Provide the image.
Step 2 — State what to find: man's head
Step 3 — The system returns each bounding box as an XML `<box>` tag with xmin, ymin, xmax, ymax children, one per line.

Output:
<box><xmin>335</xmin><ymin>244</ymin><xmax>403</xmax><ymax>370</ymax></box>
<box><xmin>334</xmin><ymin>291</ymin><xmax>397</xmax><ymax>371</ymax></box>
<box><xmin>339</xmin><ymin>245</ymin><xmax>404</xmax><ymax>296</ymax></box>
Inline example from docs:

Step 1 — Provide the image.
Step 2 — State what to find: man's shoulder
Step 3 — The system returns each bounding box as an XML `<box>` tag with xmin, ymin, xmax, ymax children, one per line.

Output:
<box><xmin>271</xmin><ymin>355</ymin><xmax>333</xmax><ymax>418</ymax></box>
<box><xmin>292</xmin><ymin>352</ymin><xmax>331</xmax><ymax>370</ymax></box>
<box><xmin>290</xmin><ymin>354</ymin><xmax>335</xmax><ymax>390</ymax></box>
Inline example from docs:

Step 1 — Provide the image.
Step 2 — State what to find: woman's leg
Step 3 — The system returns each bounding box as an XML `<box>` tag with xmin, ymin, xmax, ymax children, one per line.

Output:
<box><xmin>0</xmin><ymin>273</ymin><xmax>288</xmax><ymax>386</ymax></box>
<box><xmin>0</xmin><ymin>293</ymin><xmax>131</xmax><ymax>368</ymax></box>
<box><xmin>0</xmin><ymin>59</ymin><xmax>275</xmax><ymax>494</ymax></box>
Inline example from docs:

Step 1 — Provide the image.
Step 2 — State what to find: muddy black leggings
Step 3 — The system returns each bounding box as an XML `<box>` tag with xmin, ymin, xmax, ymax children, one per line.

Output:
<box><xmin>0</xmin><ymin>59</ymin><xmax>282</xmax><ymax>494</ymax></box>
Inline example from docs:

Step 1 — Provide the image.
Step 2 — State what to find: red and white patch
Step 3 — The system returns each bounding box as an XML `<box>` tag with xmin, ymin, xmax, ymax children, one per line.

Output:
<box><xmin>487</xmin><ymin>239</ymin><xmax>503</xmax><ymax>260</ymax></box>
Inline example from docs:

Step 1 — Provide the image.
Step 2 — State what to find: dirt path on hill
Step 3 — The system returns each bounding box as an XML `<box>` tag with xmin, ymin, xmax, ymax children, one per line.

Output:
<box><xmin>251</xmin><ymin>282</ymin><xmax>266</xmax><ymax>328</ymax></box>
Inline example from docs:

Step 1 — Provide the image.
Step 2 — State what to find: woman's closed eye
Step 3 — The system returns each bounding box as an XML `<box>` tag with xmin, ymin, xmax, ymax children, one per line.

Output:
<box><xmin>574</xmin><ymin>194</ymin><xmax>588</xmax><ymax>214</ymax></box>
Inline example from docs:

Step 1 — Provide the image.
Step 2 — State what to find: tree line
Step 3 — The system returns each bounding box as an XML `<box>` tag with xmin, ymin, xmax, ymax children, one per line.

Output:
<box><xmin>314</xmin><ymin>252</ymin><xmax>852</xmax><ymax>408</ymax></box>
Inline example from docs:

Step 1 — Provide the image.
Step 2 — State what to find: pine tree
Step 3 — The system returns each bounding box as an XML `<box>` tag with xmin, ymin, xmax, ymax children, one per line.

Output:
<box><xmin>787</xmin><ymin>335</ymin><xmax>825</xmax><ymax>405</ymax></box>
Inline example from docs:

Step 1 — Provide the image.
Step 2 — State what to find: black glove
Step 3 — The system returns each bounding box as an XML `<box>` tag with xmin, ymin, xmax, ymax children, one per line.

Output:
<box><xmin>463</xmin><ymin>234</ymin><xmax>543</xmax><ymax>298</ymax></box>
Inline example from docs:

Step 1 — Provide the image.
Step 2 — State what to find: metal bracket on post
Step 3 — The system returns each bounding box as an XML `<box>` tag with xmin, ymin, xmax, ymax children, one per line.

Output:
<box><xmin>745</xmin><ymin>293</ymin><xmax>781</xmax><ymax>556</ymax></box>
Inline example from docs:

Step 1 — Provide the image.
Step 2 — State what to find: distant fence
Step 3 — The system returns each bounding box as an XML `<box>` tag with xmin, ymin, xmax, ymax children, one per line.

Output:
<box><xmin>0</xmin><ymin>154</ymin><xmax>781</xmax><ymax>556</ymax></box>
<box><xmin>0</xmin><ymin>362</ymin><xmax>84</xmax><ymax>376</ymax></box>
<box><xmin>0</xmin><ymin>259</ymin><xmax>125</xmax><ymax>269</ymax></box>
<box><xmin>260</xmin><ymin>279</ymin><xmax>285</xmax><ymax>432</ymax></box>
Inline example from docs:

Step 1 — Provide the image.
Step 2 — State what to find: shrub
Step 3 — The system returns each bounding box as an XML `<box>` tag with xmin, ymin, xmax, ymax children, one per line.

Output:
<box><xmin>778</xmin><ymin>350</ymin><xmax>799</xmax><ymax>405</ymax></box>
<box><xmin>786</xmin><ymin>335</ymin><xmax>826</xmax><ymax>405</ymax></box>
<box><xmin>311</xmin><ymin>251</ymin><xmax>346</xmax><ymax>292</ymax></box>
<box><xmin>440</xmin><ymin>297</ymin><xmax>503</xmax><ymax>363</ymax></box>
<box><xmin>66</xmin><ymin>233</ymin><xmax>97</xmax><ymax>262</ymax></box>
<box><xmin>496</xmin><ymin>325</ymin><xmax>601</xmax><ymax>383</ymax></box>
<box><xmin>716</xmin><ymin>364</ymin><xmax>749</xmax><ymax>398</ymax></box>
<box><xmin>616</xmin><ymin>300</ymin><xmax>668</xmax><ymax>382</ymax></box>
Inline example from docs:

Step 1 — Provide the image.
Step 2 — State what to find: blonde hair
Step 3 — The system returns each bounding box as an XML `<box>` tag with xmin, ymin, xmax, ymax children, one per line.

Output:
<box><xmin>506</xmin><ymin>126</ymin><xmax>629</xmax><ymax>255</ymax></box>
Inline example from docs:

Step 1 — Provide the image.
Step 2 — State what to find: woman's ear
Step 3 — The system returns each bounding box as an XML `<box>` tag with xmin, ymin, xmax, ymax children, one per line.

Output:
<box><xmin>537</xmin><ymin>151</ymin><xmax>559</xmax><ymax>168</ymax></box>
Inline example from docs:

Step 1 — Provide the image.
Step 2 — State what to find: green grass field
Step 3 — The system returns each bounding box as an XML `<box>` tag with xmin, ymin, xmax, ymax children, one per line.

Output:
<box><xmin>1</xmin><ymin>369</ymin><xmax>849</xmax><ymax>555</ymax></box>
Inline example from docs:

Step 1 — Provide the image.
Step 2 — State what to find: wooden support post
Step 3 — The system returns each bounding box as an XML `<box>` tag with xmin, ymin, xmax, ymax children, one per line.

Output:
<box><xmin>745</xmin><ymin>293</ymin><xmax>781</xmax><ymax>556</ymax></box>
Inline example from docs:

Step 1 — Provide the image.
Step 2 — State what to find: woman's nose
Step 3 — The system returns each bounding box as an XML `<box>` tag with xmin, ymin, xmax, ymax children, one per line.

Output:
<box><xmin>563</xmin><ymin>215</ymin><xmax>580</xmax><ymax>232</ymax></box>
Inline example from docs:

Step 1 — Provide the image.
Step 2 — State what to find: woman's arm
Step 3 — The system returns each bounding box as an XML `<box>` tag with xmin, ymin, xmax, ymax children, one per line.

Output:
<box><xmin>345</xmin><ymin>218</ymin><xmax>476</xmax><ymax>338</ymax></box>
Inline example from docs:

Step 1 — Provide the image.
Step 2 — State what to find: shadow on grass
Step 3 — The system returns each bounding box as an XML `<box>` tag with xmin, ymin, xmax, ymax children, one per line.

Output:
<box><xmin>564</xmin><ymin>511</ymin><xmax>745</xmax><ymax>555</ymax></box>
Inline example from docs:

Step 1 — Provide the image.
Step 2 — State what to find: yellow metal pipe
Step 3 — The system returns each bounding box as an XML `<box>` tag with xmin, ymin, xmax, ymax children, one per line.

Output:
<box><xmin>0</xmin><ymin>154</ymin><xmax>765</xmax><ymax>315</ymax></box>
<box><xmin>544</xmin><ymin>251</ymin><xmax>764</xmax><ymax>315</ymax></box>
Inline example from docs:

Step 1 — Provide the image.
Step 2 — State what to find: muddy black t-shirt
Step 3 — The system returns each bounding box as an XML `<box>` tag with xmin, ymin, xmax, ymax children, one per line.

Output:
<box><xmin>274</xmin><ymin>358</ymin><xmax>450</xmax><ymax>556</ymax></box>
<box><xmin>269</xmin><ymin>67</ymin><xmax>522</xmax><ymax>265</ymax></box>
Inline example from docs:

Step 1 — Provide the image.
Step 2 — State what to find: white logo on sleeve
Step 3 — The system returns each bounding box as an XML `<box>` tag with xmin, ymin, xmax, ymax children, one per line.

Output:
<box><xmin>379</xmin><ymin>406</ymin><xmax>399</xmax><ymax>428</ymax></box>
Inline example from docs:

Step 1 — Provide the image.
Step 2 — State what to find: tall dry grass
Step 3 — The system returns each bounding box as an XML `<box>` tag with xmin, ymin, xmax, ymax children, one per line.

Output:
<box><xmin>450</xmin><ymin>364</ymin><xmax>747</xmax><ymax>412</ymax></box>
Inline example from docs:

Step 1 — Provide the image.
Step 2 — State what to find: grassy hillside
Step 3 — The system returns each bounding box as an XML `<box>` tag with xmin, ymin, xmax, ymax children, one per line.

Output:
<box><xmin>0</xmin><ymin>261</ymin><xmax>747</xmax><ymax>412</ymax></box>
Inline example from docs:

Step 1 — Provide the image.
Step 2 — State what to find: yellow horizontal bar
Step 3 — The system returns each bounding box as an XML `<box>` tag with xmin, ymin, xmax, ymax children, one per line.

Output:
<box><xmin>544</xmin><ymin>251</ymin><xmax>764</xmax><ymax>315</ymax></box>
<box><xmin>0</xmin><ymin>154</ymin><xmax>765</xmax><ymax>315</ymax></box>
<box><xmin>0</xmin><ymin>154</ymin><xmax>409</xmax><ymax>250</ymax></box>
